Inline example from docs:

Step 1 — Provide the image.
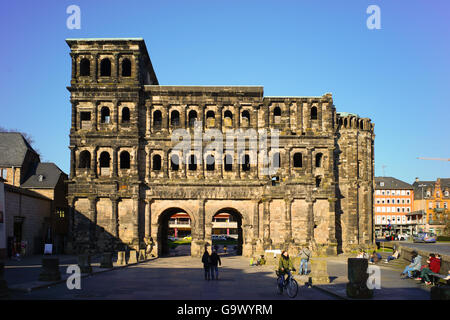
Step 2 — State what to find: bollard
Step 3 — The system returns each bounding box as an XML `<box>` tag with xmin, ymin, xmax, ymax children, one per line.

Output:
<box><xmin>100</xmin><ymin>252</ymin><xmax>113</xmax><ymax>268</ymax></box>
<box><xmin>39</xmin><ymin>257</ymin><xmax>61</xmax><ymax>281</ymax></box>
<box><xmin>128</xmin><ymin>250</ymin><xmax>138</xmax><ymax>264</ymax></box>
<box><xmin>138</xmin><ymin>249</ymin><xmax>146</xmax><ymax>262</ymax></box>
<box><xmin>77</xmin><ymin>254</ymin><xmax>92</xmax><ymax>273</ymax></box>
<box><xmin>308</xmin><ymin>259</ymin><xmax>330</xmax><ymax>285</ymax></box>
<box><xmin>0</xmin><ymin>262</ymin><xmax>9</xmax><ymax>298</ymax></box>
<box><xmin>116</xmin><ymin>251</ymin><xmax>126</xmax><ymax>266</ymax></box>
<box><xmin>346</xmin><ymin>258</ymin><xmax>373</xmax><ymax>299</ymax></box>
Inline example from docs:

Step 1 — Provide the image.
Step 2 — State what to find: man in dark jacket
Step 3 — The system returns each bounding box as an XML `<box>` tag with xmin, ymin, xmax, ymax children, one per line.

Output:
<box><xmin>209</xmin><ymin>249</ymin><xmax>222</xmax><ymax>280</ymax></box>
<box><xmin>202</xmin><ymin>249</ymin><xmax>211</xmax><ymax>280</ymax></box>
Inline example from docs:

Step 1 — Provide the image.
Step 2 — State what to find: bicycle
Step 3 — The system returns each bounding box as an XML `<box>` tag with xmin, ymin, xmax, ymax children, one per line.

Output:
<box><xmin>276</xmin><ymin>269</ymin><xmax>298</xmax><ymax>298</ymax></box>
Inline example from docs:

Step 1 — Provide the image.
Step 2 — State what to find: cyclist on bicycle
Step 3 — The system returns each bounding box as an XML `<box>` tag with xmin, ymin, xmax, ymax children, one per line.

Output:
<box><xmin>278</xmin><ymin>250</ymin><xmax>296</xmax><ymax>293</ymax></box>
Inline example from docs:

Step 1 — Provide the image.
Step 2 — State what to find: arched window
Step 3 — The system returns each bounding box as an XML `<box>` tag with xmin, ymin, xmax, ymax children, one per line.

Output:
<box><xmin>120</xmin><ymin>151</ymin><xmax>130</xmax><ymax>169</ymax></box>
<box><xmin>359</xmin><ymin>121</ymin><xmax>364</xmax><ymax>130</ymax></box>
<box><xmin>121</xmin><ymin>58</ymin><xmax>131</xmax><ymax>77</ymax></box>
<box><xmin>206</xmin><ymin>110</ymin><xmax>215</xmax><ymax>127</ymax></box>
<box><xmin>242</xmin><ymin>110</ymin><xmax>250</xmax><ymax>123</ymax></box>
<box><xmin>152</xmin><ymin>154</ymin><xmax>161</xmax><ymax>171</ymax></box>
<box><xmin>224</xmin><ymin>154</ymin><xmax>233</xmax><ymax>171</ymax></box>
<box><xmin>80</xmin><ymin>58</ymin><xmax>90</xmax><ymax>76</ymax></box>
<box><xmin>171</xmin><ymin>154</ymin><xmax>179</xmax><ymax>171</ymax></box>
<box><xmin>315</xmin><ymin>176</ymin><xmax>322</xmax><ymax>188</ymax></box>
<box><xmin>344</xmin><ymin>118</ymin><xmax>348</xmax><ymax>128</ymax></box>
<box><xmin>100</xmin><ymin>58</ymin><xmax>111</xmax><ymax>77</ymax></box>
<box><xmin>315</xmin><ymin>153</ymin><xmax>323</xmax><ymax>168</ymax></box>
<box><xmin>206</xmin><ymin>155</ymin><xmax>215</xmax><ymax>171</ymax></box>
<box><xmin>153</xmin><ymin>110</ymin><xmax>162</xmax><ymax>129</ymax></box>
<box><xmin>293</xmin><ymin>153</ymin><xmax>302</xmax><ymax>168</ymax></box>
<box><xmin>188</xmin><ymin>154</ymin><xmax>197</xmax><ymax>171</ymax></box>
<box><xmin>78</xmin><ymin>150</ymin><xmax>91</xmax><ymax>168</ymax></box>
<box><xmin>99</xmin><ymin>152</ymin><xmax>111</xmax><ymax>168</ymax></box>
<box><xmin>272</xmin><ymin>152</ymin><xmax>281</xmax><ymax>168</ymax></box>
<box><xmin>274</xmin><ymin>107</ymin><xmax>281</xmax><ymax>124</ymax></box>
<box><xmin>224</xmin><ymin>110</ymin><xmax>233</xmax><ymax>127</ymax></box>
<box><xmin>188</xmin><ymin>110</ymin><xmax>197</xmax><ymax>128</ymax></box>
<box><xmin>311</xmin><ymin>106</ymin><xmax>318</xmax><ymax>120</ymax></box>
<box><xmin>122</xmin><ymin>107</ymin><xmax>130</xmax><ymax>123</ymax></box>
<box><xmin>101</xmin><ymin>107</ymin><xmax>110</xmax><ymax>123</ymax></box>
<box><xmin>242</xmin><ymin>154</ymin><xmax>250</xmax><ymax>171</ymax></box>
<box><xmin>171</xmin><ymin>110</ymin><xmax>180</xmax><ymax>126</ymax></box>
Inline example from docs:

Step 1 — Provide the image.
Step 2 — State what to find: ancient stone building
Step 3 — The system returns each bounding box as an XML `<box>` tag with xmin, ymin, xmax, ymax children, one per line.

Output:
<box><xmin>66</xmin><ymin>38</ymin><xmax>375</xmax><ymax>257</ymax></box>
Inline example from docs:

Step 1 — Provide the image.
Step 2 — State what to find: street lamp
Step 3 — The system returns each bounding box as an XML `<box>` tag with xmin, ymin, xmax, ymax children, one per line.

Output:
<box><xmin>418</xmin><ymin>184</ymin><xmax>426</xmax><ymax>232</ymax></box>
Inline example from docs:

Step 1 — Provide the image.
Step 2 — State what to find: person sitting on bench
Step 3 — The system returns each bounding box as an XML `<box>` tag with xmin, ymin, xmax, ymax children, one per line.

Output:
<box><xmin>415</xmin><ymin>253</ymin><xmax>441</xmax><ymax>285</ymax></box>
<box><xmin>385</xmin><ymin>249</ymin><xmax>400</xmax><ymax>263</ymax></box>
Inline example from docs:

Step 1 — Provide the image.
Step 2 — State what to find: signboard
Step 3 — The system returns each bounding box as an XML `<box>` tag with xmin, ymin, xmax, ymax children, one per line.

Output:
<box><xmin>44</xmin><ymin>243</ymin><xmax>53</xmax><ymax>255</ymax></box>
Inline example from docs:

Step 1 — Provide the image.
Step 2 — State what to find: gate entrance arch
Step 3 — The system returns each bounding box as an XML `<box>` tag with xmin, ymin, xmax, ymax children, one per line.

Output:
<box><xmin>211</xmin><ymin>208</ymin><xmax>243</xmax><ymax>256</ymax></box>
<box><xmin>156</xmin><ymin>207</ymin><xmax>193</xmax><ymax>256</ymax></box>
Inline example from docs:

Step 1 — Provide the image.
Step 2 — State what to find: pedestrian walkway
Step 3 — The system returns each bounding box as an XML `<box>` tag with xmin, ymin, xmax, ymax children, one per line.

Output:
<box><xmin>7</xmin><ymin>255</ymin><xmax>337</xmax><ymax>300</ymax></box>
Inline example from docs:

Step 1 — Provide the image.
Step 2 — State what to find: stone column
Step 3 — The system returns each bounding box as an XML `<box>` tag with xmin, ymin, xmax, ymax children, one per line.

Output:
<box><xmin>200</xmin><ymin>105</ymin><xmax>205</xmax><ymax>131</ymax></box>
<box><xmin>112</xmin><ymin>147</ymin><xmax>118</xmax><ymax>178</ymax></box>
<box><xmin>263</xmin><ymin>199</ymin><xmax>271</xmax><ymax>249</ymax></box>
<box><xmin>93</xmin><ymin>53</ymin><xmax>98</xmax><ymax>82</ymax></box>
<box><xmin>233</xmin><ymin>103</ymin><xmax>240</xmax><ymax>129</ymax></box>
<box><xmin>113</xmin><ymin>100</ymin><xmax>119</xmax><ymax>132</ymax></box>
<box><xmin>69</xmin><ymin>146</ymin><xmax>76</xmax><ymax>180</ymax></box>
<box><xmin>70</xmin><ymin>53</ymin><xmax>77</xmax><ymax>80</ymax></box>
<box><xmin>134</xmin><ymin>54</ymin><xmax>140</xmax><ymax>82</ymax></box>
<box><xmin>253</xmin><ymin>200</ymin><xmax>260</xmax><ymax>239</ymax></box>
<box><xmin>145</xmin><ymin>198</ymin><xmax>153</xmax><ymax>238</ymax></box>
<box><xmin>284</xmin><ymin>198</ymin><xmax>293</xmax><ymax>242</ymax></box>
<box><xmin>114</xmin><ymin>53</ymin><xmax>119</xmax><ymax>82</ymax></box>
<box><xmin>110</xmin><ymin>196</ymin><xmax>119</xmax><ymax>238</ymax></box>
<box><xmin>88</xmin><ymin>196</ymin><xmax>98</xmax><ymax>250</ymax></box>
<box><xmin>306</xmin><ymin>197</ymin><xmax>315</xmax><ymax>243</ymax></box>
<box><xmin>307</xmin><ymin>147</ymin><xmax>314</xmax><ymax>176</ymax></box>
<box><xmin>132</xmin><ymin>196</ymin><xmax>140</xmax><ymax>248</ymax></box>
<box><xmin>90</xmin><ymin>147</ymin><xmax>97</xmax><ymax>178</ymax></box>
<box><xmin>327</xmin><ymin>198</ymin><xmax>338</xmax><ymax>255</ymax></box>
<box><xmin>93</xmin><ymin>101</ymin><xmax>98</xmax><ymax>131</ymax></box>
<box><xmin>163</xmin><ymin>149</ymin><xmax>169</xmax><ymax>178</ymax></box>
<box><xmin>146</xmin><ymin>102</ymin><xmax>151</xmax><ymax>135</ymax></box>
<box><xmin>216</xmin><ymin>105</ymin><xmax>223</xmax><ymax>130</ymax></box>
<box><xmin>70</xmin><ymin>99</ymin><xmax>77</xmax><ymax>131</ymax></box>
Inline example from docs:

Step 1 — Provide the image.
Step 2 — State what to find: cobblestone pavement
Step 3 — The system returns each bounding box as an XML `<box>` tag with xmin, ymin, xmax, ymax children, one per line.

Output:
<box><xmin>8</xmin><ymin>255</ymin><xmax>337</xmax><ymax>300</ymax></box>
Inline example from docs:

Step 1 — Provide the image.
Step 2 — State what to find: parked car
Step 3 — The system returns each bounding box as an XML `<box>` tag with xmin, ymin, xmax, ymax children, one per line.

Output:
<box><xmin>397</xmin><ymin>234</ymin><xmax>409</xmax><ymax>241</ymax></box>
<box><xmin>183</xmin><ymin>235</ymin><xmax>192</xmax><ymax>240</ymax></box>
<box><xmin>413</xmin><ymin>232</ymin><xmax>437</xmax><ymax>243</ymax></box>
<box><xmin>168</xmin><ymin>236</ymin><xmax>177</xmax><ymax>241</ymax></box>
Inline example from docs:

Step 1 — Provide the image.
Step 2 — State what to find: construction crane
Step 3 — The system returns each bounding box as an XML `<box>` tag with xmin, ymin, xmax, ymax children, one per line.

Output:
<box><xmin>417</xmin><ymin>157</ymin><xmax>450</xmax><ymax>162</ymax></box>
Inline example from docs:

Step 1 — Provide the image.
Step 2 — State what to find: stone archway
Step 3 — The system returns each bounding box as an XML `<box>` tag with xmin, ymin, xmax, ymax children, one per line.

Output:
<box><xmin>210</xmin><ymin>208</ymin><xmax>244</xmax><ymax>256</ymax></box>
<box><xmin>154</xmin><ymin>207</ymin><xmax>195</xmax><ymax>257</ymax></box>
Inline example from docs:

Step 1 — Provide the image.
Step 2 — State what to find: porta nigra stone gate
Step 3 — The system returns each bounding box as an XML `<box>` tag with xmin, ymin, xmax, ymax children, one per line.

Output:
<box><xmin>66</xmin><ymin>38</ymin><xmax>375</xmax><ymax>257</ymax></box>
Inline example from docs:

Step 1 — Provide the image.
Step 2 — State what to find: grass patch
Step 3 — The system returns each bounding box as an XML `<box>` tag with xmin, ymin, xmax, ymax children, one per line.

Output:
<box><xmin>167</xmin><ymin>239</ymin><xmax>191</xmax><ymax>249</ymax></box>
<box><xmin>212</xmin><ymin>239</ymin><xmax>238</xmax><ymax>246</ymax></box>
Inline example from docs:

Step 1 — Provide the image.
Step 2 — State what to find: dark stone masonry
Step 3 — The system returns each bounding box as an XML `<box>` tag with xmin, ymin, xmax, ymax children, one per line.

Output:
<box><xmin>66</xmin><ymin>38</ymin><xmax>375</xmax><ymax>257</ymax></box>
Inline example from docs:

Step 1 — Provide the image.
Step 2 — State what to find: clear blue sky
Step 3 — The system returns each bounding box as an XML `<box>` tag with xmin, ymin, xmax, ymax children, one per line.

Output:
<box><xmin>1</xmin><ymin>0</ymin><xmax>449</xmax><ymax>183</ymax></box>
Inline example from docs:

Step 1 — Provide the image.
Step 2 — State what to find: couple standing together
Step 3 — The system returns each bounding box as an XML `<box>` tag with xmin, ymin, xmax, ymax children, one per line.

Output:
<box><xmin>202</xmin><ymin>248</ymin><xmax>222</xmax><ymax>280</ymax></box>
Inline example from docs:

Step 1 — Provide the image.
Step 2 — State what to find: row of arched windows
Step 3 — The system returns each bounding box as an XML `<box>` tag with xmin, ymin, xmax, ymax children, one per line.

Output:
<box><xmin>150</xmin><ymin>152</ymin><xmax>322</xmax><ymax>171</ymax></box>
<box><xmin>152</xmin><ymin>106</ymin><xmax>318</xmax><ymax>129</ymax></box>
<box><xmin>78</xmin><ymin>150</ymin><xmax>131</xmax><ymax>169</ymax></box>
<box><xmin>337</xmin><ymin>117</ymin><xmax>367</xmax><ymax>130</ymax></box>
<box><xmin>79</xmin><ymin>57</ymin><xmax>132</xmax><ymax>77</ymax></box>
<box><xmin>77</xmin><ymin>150</ymin><xmax>323</xmax><ymax>173</ymax></box>
<box><xmin>98</xmin><ymin>107</ymin><xmax>130</xmax><ymax>124</ymax></box>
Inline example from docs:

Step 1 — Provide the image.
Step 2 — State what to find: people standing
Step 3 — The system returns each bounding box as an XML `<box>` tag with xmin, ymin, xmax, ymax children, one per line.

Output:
<box><xmin>202</xmin><ymin>248</ymin><xmax>211</xmax><ymax>280</ymax></box>
<box><xmin>209</xmin><ymin>249</ymin><xmax>222</xmax><ymax>280</ymax></box>
<box><xmin>298</xmin><ymin>246</ymin><xmax>311</xmax><ymax>275</ymax></box>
